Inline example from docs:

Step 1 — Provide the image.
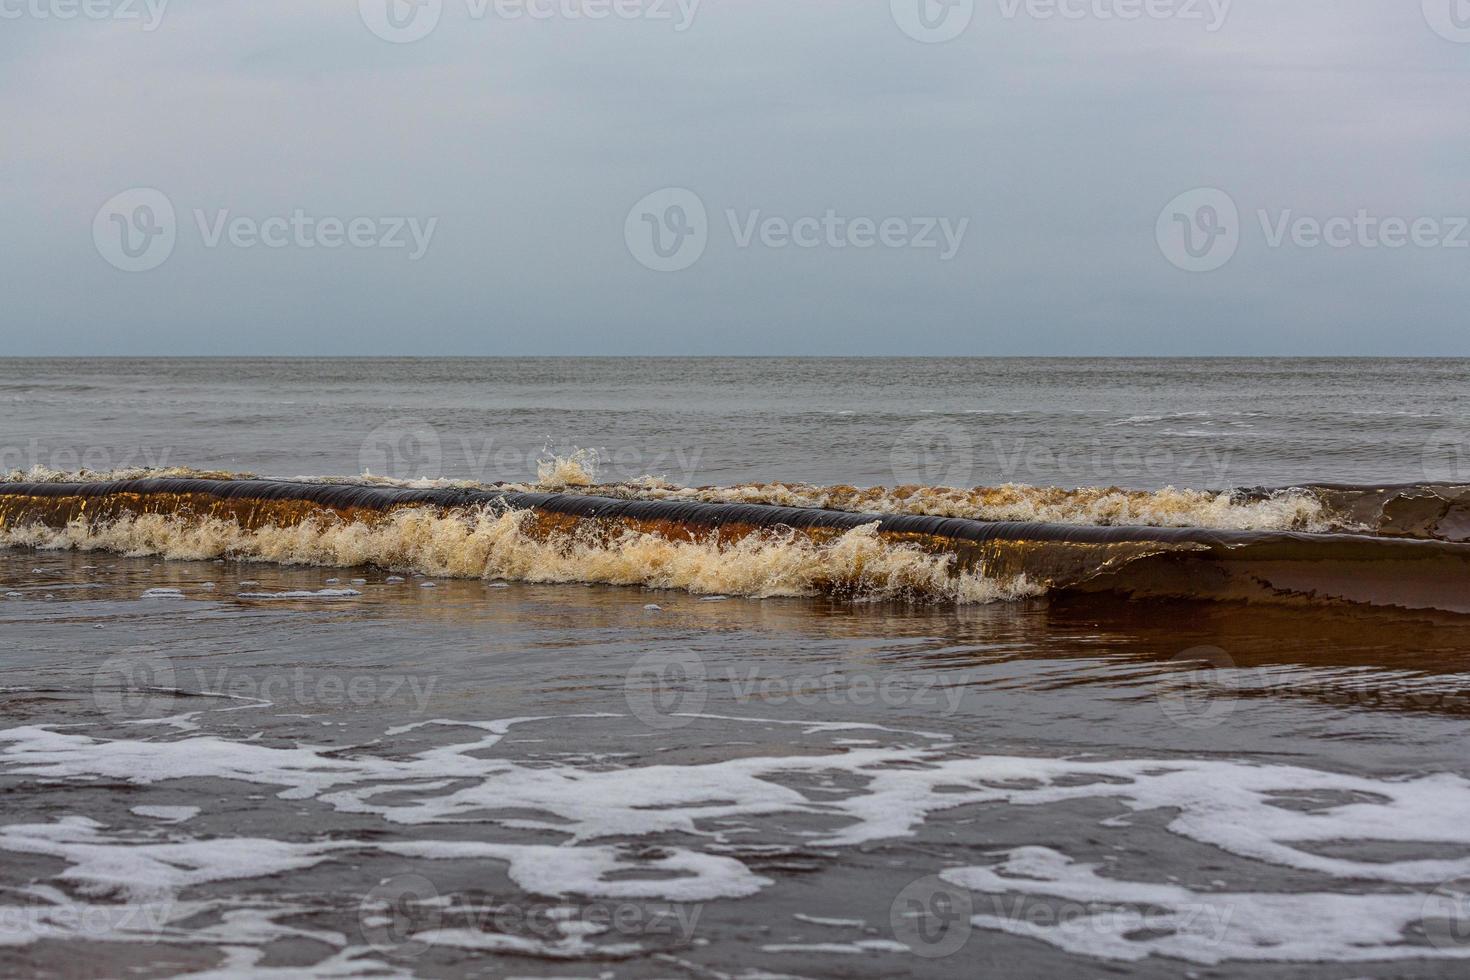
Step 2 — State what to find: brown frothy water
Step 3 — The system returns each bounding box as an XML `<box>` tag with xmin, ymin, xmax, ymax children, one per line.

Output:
<box><xmin>3</xmin><ymin>474</ymin><xmax>1469</xmax><ymax>612</ymax></box>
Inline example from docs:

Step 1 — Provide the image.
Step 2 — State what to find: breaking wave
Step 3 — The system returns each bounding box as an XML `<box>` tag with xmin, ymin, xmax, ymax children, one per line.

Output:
<box><xmin>0</xmin><ymin>508</ymin><xmax>1032</xmax><ymax>604</ymax></box>
<box><xmin>0</xmin><ymin>462</ymin><xmax>1332</xmax><ymax>532</ymax></box>
<box><xmin>600</xmin><ymin>482</ymin><xmax>1333</xmax><ymax>532</ymax></box>
<box><xmin>2</xmin><ymin>472</ymin><xmax>1469</xmax><ymax>610</ymax></box>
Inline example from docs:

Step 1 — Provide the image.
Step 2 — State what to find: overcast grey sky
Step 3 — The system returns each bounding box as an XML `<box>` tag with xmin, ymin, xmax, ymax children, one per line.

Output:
<box><xmin>3</xmin><ymin>0</ymin><xmax>1468</xmax><ymax>355</ymax></box>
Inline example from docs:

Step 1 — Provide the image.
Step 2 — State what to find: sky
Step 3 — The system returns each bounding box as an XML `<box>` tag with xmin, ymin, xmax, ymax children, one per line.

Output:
<box><xmin>2</xmin><ymin>0</ymin><xmax>1468</xmax><ymax>356</ymax></box>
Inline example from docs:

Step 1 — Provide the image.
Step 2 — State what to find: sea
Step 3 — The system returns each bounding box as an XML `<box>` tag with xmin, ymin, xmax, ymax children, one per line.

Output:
<box><xmin>2</xmin><ymin>357</ymin><xmax>1470</xmax><ymax>978</ymax></box>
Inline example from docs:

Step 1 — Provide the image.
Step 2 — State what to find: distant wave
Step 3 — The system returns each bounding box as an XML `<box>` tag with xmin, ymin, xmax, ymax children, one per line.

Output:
<box><xmin>3</xmin><ymin>473</ymin><xmax>1470</xmax><ymax>611</ymax></box>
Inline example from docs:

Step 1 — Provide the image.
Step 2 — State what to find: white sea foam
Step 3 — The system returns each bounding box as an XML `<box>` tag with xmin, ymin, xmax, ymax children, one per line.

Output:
<box><xmin>792</xmin><ymin>913</ymin><xmax>866</xmax><ymax>928</ymax></box>
<box><xmin>130</xmin><ymin>805</ymin><xmax>200</xmax><ymax>822</ymax></box>
<box><xmin>948</xmin><ymin>846</ymin><xmax>1465</xmax><ymax>963</ymax></box>
<box><xmin>760</xmin><ymin>940</ymin><xmax>909</xmax><ymax>954</ymax></box>
<box><xmin>4</xmin><ymin>713</ymin><xmax>1470</xmax><ymax>966</ymax></box>
<box><xmin>1</xmin><ymin>465</ymin><xmax>242</xmax><ymax>485</ymax></box>
<box><xmin>405</xmin><ymin>926</ymin><xmax>639</xmax><ymax>958</ymax></box>
<box><xmin>0</xmin><ymin>816</ymin><xmax>343</xmax><ymax>901</ymax></box>
<box><xmin>236</xmin><ymin>589</ymin><xmax>362</xmax><ymax>600</ymax></box>
<box><xmin>170</xmin><ymin>946</ymin><xmax>408</xmax><ymax>979</ymax></box>
<box><xmin>623</xmin><ymin>482</ymin><xmax>1328</xmax><ymax>532</ymax></box>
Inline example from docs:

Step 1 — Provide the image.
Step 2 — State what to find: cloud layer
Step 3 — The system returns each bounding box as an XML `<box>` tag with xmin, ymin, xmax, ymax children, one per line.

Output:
<box><xmin>3</xmin><ymin>0</ymin><xmax>1468</xmax><ymax>354</ymax></box>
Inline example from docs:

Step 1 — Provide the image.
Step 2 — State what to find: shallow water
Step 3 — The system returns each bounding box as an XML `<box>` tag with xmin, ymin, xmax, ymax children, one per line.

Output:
<box><xmin>4</xmin><ymin>358</ymin><xmax>1470</xmax><ymax>977</ymax></box>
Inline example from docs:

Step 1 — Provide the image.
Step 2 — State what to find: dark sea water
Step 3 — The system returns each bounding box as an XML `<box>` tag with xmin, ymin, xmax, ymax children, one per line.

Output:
<box><xmin>4</xmin><ymin>358</ymin><xmax>1470</xmax><ymax>978</ymax></box>
<box><xmin>3</xmin><ymin>356</ymin><xmax>1468</xmax><ymax>487</ymax></box>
